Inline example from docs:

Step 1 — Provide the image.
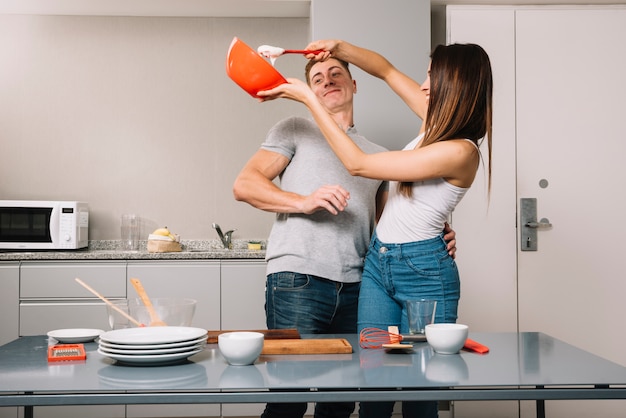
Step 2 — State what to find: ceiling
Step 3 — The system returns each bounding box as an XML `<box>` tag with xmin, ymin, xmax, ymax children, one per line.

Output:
<box><xmin>0</xmin><ymin>0</ymin><xmax>310</xmax><ymax>17</ymax></box>
<box><xmin>1</xmin><ymin>0</ymin><xmax>625</xmax><ymax>17</ymax></box>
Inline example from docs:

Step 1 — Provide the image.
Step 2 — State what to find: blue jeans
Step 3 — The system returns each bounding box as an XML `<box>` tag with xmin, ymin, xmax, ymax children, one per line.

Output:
<box><xmin>358</xmin><ymin>233</ymin><xmax>460</xmax><ymax>418</ymax></box>
<box><xmin>262</xmin><ymin>272</ymin><xmax>359</xmax><ymax>418</ymax></box>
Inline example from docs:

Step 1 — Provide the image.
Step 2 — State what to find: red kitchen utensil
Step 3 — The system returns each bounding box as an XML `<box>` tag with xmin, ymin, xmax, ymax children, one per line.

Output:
<box><xmin>283</xmin><ymin>49</ymin><xmax>324</xmax><ymax>55</ymax></box>
<box><xmin>463</xmin><ymin>338</ymin><xmax>490</xmax><ymax>354</ymax></box>
<box><xmin>48</xmin><ymin>344</ymin><xmax>86</xmax><ymax>362</ymax></box>
<box><xmin>257</xmin><ymin>44</ymin><xmax>323</xmax><ymax>59</ymax></box>
<box><xmin>129</xmin><ymin>278</ymin><xmax>167</xmax><ymax>327</ymax></box>
<box><xmin>359</xmin><ymin>327</ymin><xmax>426</xmax><ymax>349</ymax></box>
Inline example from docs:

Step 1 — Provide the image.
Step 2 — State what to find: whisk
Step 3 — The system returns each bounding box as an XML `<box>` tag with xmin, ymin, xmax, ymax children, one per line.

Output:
<box><xmin>359</xmin><ymin>327</ymin><xmax>426</xmax><ymax>349</ymax></box>
<box><xmin>360</xmin><ymin>327</ymin><xmax>490</xmax><ymax>353</ymax></box>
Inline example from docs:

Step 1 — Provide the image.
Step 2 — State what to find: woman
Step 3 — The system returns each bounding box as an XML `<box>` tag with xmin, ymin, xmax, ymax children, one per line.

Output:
<box><xmin>258</xmin><ymin>40</ymin><xmax>493</xmax><ymax>418</ymax></box>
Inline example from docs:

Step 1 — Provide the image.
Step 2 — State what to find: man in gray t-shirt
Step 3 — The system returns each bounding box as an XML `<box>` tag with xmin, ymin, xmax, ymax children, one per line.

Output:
<box><xmin>233</xmin><ymin>58</ymin><xmax>454</xmax><ymax>418</ymax></box>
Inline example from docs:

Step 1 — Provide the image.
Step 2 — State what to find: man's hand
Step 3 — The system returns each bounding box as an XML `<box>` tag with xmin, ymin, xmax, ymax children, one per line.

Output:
<box><xmin>300</xmin><ymin>185</ymin><xmax>350</xmax><ymax>215</ymax></box>
<box><xmin>443</xmin><ymin>222</ymin><xmax>457</xmax><ymax>259</ymax></box>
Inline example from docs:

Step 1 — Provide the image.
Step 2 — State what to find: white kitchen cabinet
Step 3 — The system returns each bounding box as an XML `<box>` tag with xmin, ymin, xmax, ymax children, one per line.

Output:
<box><xmin>1</xmin><ymin>257</ymin><xmax>268</xmax><ymax>418</ymax></box>
<box><xmin>17</xmin><ymin>261</ymin><xmax>127</xmax><ymax>418</ymax></box>
<box><xmin>0</xmin><ymin>262</ymin><xmax>19</xmax><ymax>418</ymax></box>
<box><xmin>220</xmin><ymin>260</ymin><xmax>267</xmax><ymax>330</ymax></box>
<box><xmin>220</xmin><ymin>260</ymin><xmax>267</xmax><ymax>417</ymax></box>
<box><xmin>125</xmin><ymin>260</ymin><xmax>221</xmax><ymax>418</ymax></box>
<box><xmin>126</xmin><ymin>260</ymin><xmax>221</xmax><ymax>330</ymax></box>
<box><xmin>0</xmin><ymin>262</ymin><xmax>19</xmax><ymax>346</ymax></box>
<box><xmin>19</xmin><ymin>261</ymin><xmax>127</xmax><ymax>336</ymax></box>
<box><xmin>31</xmin><ymin>405</ymin><xmax>125</xmax><ymax>418</ymax></box>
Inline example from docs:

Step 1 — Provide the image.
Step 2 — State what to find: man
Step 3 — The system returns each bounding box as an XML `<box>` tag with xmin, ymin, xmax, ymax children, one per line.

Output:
<box><xmin>233</xmin><ymin>57</ymin><xmax>455</xmax><ymax>418</ymax></box>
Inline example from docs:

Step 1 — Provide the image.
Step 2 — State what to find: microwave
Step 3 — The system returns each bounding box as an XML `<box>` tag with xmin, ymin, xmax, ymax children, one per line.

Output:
<box><xmin>0</xmin><ymin>200</ymin><xmax>89</xmax><ymax>250</ymax></box>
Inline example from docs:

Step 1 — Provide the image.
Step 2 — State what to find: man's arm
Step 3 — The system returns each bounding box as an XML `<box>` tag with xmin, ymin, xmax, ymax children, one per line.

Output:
<box><xmin>233</xmin><ymin>149</ymin><xmax>350</xmax><ymax>215</ymax></box>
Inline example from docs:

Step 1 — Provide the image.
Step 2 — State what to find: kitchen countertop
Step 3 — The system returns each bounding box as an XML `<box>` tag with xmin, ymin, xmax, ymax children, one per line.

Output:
<box><xmin>0</xmin><ymin>240</ymin><xmax>266</xmax><ymax>261</ymax></box>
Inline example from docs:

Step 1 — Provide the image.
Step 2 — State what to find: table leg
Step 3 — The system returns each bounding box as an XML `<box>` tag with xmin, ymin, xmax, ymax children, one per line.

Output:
<box><xmin>23</xmin><ymin>392</ymin><xmax>34</xmax><ymax>418</ymax></box>
<box><xmin>536</xmin><ymin>386</ymin><xmax>545</xmax><ymax>418</ymax></box>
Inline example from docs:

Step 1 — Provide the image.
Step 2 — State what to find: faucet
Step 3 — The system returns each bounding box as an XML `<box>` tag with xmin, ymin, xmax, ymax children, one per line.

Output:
<box><xmin>212</xmin><ymin>223</ymin><xmax>235</xmax><ymax>249</ymax></box>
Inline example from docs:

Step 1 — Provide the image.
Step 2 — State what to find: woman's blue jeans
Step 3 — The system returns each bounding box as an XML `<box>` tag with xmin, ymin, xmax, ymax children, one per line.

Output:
<box><xmin>262</xmin><ymin>272</ymin><xmax>360</xmax><ymax>418</ymax></box>
<box><xmin>358</xmin><ymin>232</ymin><xmax>460</xmax><ymax>418</ymax></box>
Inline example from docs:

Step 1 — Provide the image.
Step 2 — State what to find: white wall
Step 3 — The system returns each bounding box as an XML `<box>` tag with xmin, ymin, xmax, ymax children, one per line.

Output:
<box><xmin>312</xmin><ymin>0</ymin><xmax>430</xmax><ymax>152</ymax></box>
<box><xmin>0</xmin><ymin>15</ymin><xmax>309</xmax><ymax>241</ymax></box>
<box><xmin>0</xmin><ymin>0</ymin><xmax>431</xmax><ymax>242</ymax></box>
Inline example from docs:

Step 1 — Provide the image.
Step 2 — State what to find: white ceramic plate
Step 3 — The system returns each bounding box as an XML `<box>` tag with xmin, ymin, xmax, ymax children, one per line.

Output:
<box><xmin>98</xmin><ymin>342</ymin><xmax>206</xmax><ymax>355</ymax></box>
<box><xmin>98</xmin><ymin>335</ymin><xmax>208</xmax><ymax>350</ymax></box>
<box><xmin>99</xmin><ymin>326</ymin><xmax>207</xmax><ymax>345</ymax></box>
<box><xmin>97</xmin><ymin>346</ymin><xmax>204</xmax><ymax>365</ymax></box>
<box><xmin>47</xmin><ymin>328</ymin><xmax>105</xmax><ymax>343</ymax></box>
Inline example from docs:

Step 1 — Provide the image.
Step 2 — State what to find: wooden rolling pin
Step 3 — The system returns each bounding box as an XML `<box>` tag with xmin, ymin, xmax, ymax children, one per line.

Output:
<box><xmin>207</xmin><ymin>329</ymin><xmax>300</xmax><ymax>344</ymax></box>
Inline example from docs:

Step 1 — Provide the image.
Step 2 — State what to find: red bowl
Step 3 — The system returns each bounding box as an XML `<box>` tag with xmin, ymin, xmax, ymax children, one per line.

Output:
<box><xmin>226</xmin><ymin>37</ymin><xmax>287</xmax><ymax>98</ymax></box>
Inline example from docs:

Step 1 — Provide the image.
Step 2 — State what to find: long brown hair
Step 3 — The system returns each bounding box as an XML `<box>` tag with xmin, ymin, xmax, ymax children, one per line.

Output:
<box><xmin>399</xmin><ymin>43</ymin><xmax>493</xmax><ymax>197</ymax></box>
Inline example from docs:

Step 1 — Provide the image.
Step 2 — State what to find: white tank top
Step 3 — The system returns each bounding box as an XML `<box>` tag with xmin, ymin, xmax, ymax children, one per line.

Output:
<box><xmin>376</xmin><ymin>134</ymin><xmax>476</xmax><ymax>243</ymax></box>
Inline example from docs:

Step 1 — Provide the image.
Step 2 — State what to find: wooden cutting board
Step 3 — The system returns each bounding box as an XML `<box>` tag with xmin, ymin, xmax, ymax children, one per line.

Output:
<box><xmin>261</xmin><ymin>338</ymin><xmax>352</xmax><ymax>355</ymax></box>
<box><xmin>207</xmin><ymin>329</ymin><xmax>300</xmax><ymax>344</ymax></box>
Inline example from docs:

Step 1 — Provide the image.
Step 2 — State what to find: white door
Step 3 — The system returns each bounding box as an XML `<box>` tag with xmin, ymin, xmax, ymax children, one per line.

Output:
<box><xmin>448</xmin><ymin>6</ymin><xmax>626</xmax><ymax>418</ymax></box>
<box><xmin>515</xmin><ymin>6</ymin><xmax>626</xmax><ymax>357</ymax></box>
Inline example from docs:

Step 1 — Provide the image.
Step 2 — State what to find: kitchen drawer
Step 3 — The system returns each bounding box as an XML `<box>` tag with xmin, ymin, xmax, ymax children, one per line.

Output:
<box><xmin>127</xmin><ymin>261</ymin><xmax>221</xmax><ymax>331</ymax></box>
<box><xmin>220</xmin><ymin>260</ymin><xmax>267</xmax><ymax>330</ymax></box>
<box><xmin>19</xmin><ymin>300</ymin><xmax>112</xmax><ymax>336</ymax></box>
<box><xmin>126</xmin><ymin>404</ymin><xmax>220</xmax><ymax>417</ymax></box>
<box><xmin>20</xmin><ymin>261</ymin><xmax>126</xmax><ymax>298</ymax></box>
<box><xmin>31</xmin><ymin>405</ymin><xmax>125</xmax><ymax>418</ymax></box>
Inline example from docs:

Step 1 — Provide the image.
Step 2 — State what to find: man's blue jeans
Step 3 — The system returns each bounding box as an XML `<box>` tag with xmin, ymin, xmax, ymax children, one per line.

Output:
<box><xmin>358</xmin><ymin>232</ymin><xmax>460</xmax><ymax>418</ymax></box>
<box><xmin>262</xmin><ymin>272</ymin><xmax>360</xmax><ymax>418</ymax></box>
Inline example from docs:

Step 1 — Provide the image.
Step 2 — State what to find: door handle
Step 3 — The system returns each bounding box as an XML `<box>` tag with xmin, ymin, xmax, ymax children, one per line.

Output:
<box><xmin>520</xmin><ymin>198</ymin><xmax>552</xmax><ymax>251</ymax></box>
<box><xmin>525</xmin><ymin>219</ymin><xmax>552</xmax><ymax>229</ymax></box>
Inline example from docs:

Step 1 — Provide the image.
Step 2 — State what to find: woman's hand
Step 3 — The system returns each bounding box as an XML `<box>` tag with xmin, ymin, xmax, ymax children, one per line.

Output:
<box><xmin>304</xmin><ymin>39</ymin><xmax>341</xmax><ymax>61</ymax></box>
<box><xmin>257</xmin><ymin>78</ymin><xmax>317</xmax><ymax>104</ymax></box>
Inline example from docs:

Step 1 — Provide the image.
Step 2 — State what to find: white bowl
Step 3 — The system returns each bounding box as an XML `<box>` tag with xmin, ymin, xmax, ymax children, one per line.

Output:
<box><xmin>218</xmin><ymin>332</ymin><xmax>265</xmax><ymax>366</ymax></box>
<box><xmin>425</xmin><ymin>323</ymin><xmax>469</xmax><ymax>354</ymax></box>
<box><xmin>107</xmin><ymin>298</ymin><xmax>197</xmax><ymax>329</ymax></box>
<box><xmin>129</xmin><ymin>298</ymin><xmax>196</xmax><ymax>327</ymax></box>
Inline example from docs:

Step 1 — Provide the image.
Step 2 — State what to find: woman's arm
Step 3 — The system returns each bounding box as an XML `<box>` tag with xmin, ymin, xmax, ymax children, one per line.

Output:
<box><xmin>258</xmin><ymin>79</ymin><xmax>478</xmax><ymax>187</ymax></box>
<box><xmin>306</xmin><ymin>40</ymin><xmax>428</xmax><ymax>121</ymax></box>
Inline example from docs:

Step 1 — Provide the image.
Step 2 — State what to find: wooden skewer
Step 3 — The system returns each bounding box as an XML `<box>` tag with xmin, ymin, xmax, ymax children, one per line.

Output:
<box><xmin>74</xmin><ymin>278</ymin><xmax>144</xmax><ymax>327</ymax></box>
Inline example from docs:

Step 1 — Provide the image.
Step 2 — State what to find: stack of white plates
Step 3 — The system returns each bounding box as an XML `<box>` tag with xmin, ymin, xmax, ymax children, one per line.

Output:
<box><xmin>98</xmin><ymin>326</ymin><xmax>208</xmax><ymax>366</ymax></box>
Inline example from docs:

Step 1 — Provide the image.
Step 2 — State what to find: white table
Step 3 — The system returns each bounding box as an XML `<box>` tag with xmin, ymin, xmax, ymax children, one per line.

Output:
<box><xmin>1</xmin><ymin>332</ymin><xmax>626</xmax><ymax>418</ymax></box>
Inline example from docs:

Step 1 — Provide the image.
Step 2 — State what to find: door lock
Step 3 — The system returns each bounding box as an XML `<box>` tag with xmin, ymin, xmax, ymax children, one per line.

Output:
<box><xmin>520</xmin><ymin>198</ymin><xmax>552</xmax><ymax>251</ymax></box>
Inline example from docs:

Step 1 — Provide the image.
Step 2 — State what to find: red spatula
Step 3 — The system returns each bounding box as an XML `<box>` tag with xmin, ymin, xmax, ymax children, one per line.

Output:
<box><xmin>463</xmin><ymin>338</ymin><xmax>489</xmax><ymax>354</ymax></box>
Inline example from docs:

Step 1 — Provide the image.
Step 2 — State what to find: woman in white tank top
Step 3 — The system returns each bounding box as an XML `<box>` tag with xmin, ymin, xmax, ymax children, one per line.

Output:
<box><xmin>259</xmin><ymin>40</ymin><xmax>493</xmax><ymax>418</ymax></box>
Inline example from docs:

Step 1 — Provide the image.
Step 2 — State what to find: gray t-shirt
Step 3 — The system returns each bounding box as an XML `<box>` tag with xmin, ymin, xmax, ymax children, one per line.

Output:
<box><xmin>261</xmin><ymin>116</ymin><xmax>387</xmax><ymax>283</ymax></box>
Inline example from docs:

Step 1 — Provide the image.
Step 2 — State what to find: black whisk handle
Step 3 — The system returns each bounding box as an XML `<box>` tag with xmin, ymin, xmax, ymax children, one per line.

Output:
<box><xmin>401</xmin><ymin>334</ymin><xmax>427</xmax><ymax>343</ymax></box>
